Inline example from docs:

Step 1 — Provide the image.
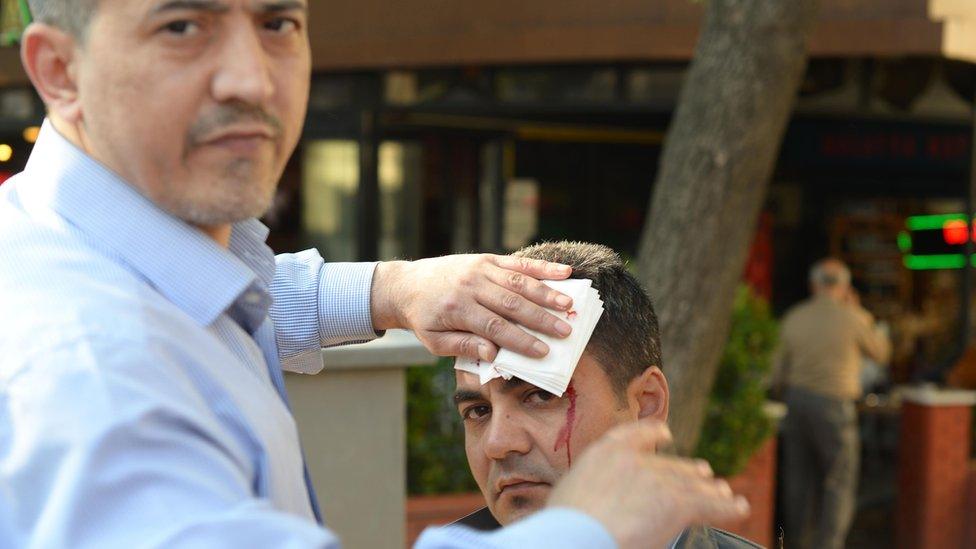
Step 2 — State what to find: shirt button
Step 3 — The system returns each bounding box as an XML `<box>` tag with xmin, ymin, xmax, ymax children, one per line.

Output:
<box><xmin>244</xmin><ymin>292</ymin><xmax>262</xmax><ymax>305</ymax></box>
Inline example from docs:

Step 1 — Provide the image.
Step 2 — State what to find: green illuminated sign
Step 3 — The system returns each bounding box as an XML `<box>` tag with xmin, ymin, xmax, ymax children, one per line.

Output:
<box><xmin>898</xmin><ymin>231</ymin><xmax>912</xmax><ymax>253</ymax></box>
<box><xmin>905</xmin><ymin>213</ymin><xmax>969</xmax><ymax>231</ymax></box>
<box><xmin>903</xmin><ymin>254</ymin><xmax>970</xmax><ymax>271</ymax></box>
<box><xmin>902</xmin><ymin>214</ymin><xmax>976</xmax><ymax>270</ymax></box>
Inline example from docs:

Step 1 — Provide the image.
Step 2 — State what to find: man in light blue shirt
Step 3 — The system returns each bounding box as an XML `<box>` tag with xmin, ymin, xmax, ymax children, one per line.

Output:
<box><xmin>0</xmin><ymin>1</ymin><xmax>750</xmax><ymax>547</ymax></box>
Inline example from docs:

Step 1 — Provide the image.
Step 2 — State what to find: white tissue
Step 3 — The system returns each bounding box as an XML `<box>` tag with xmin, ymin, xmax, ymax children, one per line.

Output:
<box><xmin>455</xmin><ymin>278</ymin><xmax>604</xmax><ymax>397</ymax></box>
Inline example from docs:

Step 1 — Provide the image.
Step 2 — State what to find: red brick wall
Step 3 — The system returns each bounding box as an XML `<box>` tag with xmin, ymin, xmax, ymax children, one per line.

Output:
<box><xmin>717</xmin><ymin>437</ymin><xmax>778</xmax><ymax>548</ymax></box>
<box><xmin>967</xmin><ymin>464</ymin><xmax>976</xmax><ymax>549</ymax></box>
<box><xmin>406</xmin><ymin>492</ymin><xmax>486</xmax><ymax>547</ymax></box>
<box><xmin>896</xmin><ymin>402</ymin><xmax>974</xmax><ymax>549</ymax></box>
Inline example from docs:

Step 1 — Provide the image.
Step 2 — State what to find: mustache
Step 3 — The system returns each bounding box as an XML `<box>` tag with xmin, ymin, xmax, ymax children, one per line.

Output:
<box><xmin>488</xmin><ymin>455</ymin><xmax>557</xmax><ymax>495</ymax></box>
<box><xmin>187</xmin><ymin>102</ymin><xmax>283</xmax><ymax>147</ymax></box>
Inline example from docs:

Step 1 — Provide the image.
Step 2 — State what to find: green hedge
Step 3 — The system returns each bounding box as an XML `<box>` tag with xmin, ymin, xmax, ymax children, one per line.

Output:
<box><xmin>406</xmin><ymin>357</ymin><xmax>478</xmax><ymax>495</ymax></box>
<box><xmin>694</xmin><ymin>285</ymin><xmax>778</xmax><ymax>477</ymax></box>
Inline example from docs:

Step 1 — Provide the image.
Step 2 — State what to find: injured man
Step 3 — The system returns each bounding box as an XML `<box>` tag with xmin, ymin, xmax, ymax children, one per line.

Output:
<box><xmin>452</xmin><ymin>241</ymin><xmax>762</xmax><ymax>549</ymax></box>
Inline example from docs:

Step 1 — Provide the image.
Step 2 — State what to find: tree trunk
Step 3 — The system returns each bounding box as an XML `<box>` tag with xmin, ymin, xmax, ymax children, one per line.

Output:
<box><xmin>636</xmin><ymin>0</ymin><xmax>820</xmax><ymax>456</ymax></box>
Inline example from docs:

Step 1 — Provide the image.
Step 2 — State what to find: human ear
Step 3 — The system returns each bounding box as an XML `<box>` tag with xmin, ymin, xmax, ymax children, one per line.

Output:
<box><xmin>21</xmin><ymin>24</ymin><xmax>83</xmax><ymax>123</ymax></box>
<box><xmin>627</xmin><ymin>366</ymin><xmax>669</xmax><ymax>422</ymax></box>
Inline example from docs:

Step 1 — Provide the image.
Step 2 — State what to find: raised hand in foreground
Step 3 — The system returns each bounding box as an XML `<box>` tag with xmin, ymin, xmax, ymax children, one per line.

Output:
<box><xmin>549</xmin><ymin>420</ymin><xmax>750</xmax><ymax>549</ymax></box>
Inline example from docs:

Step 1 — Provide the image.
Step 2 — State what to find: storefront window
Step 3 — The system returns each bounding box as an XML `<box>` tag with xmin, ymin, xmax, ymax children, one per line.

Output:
<box><xmin>503</xmin><ymin>178</ymin><xmax>540</xmax><ymax>251</ymax></box>
<box><xmin>379</xmin><ymin>141</ymin><xmax>423</xmax><ymax>260</ymax></box>
<box><xmin>302</xmin><ymin>140</ymin><xmax>359</xmax><ymax>261</ymax></box>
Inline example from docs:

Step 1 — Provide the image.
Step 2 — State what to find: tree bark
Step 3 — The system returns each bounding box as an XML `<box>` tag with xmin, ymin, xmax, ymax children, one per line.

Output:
<box><xmin>636</xmin><ymin>0</ymin><xmax>820</xmax><ymax>456</ymax></box>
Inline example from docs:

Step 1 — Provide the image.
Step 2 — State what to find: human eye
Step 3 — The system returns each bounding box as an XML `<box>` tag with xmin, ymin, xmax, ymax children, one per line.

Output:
<box><xmin>460</xmin><ymin>404</ymin><xmax>491</xmax><ymax>422</ymax></box>
<box><xmin>160</xmin><ymin>19</ymin><xmax>202</xmax><ymax>37</ymax></box>
<box><xmin>263</xmin><ymin>16</ymin><xmax>301</xmax><ymax>34</ymax></box>
<box><xmin>524</xmin><ymin>390</ymin><xmax>557</xmax><ymax>405</ymax></box>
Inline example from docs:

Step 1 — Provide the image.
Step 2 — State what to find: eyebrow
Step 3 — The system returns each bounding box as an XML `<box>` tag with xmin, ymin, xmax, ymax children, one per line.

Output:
<box><xmin>453</xmin><ymin>378</ymin><xmax>533</xmax><ymax>405</ymax></box>
<box><xmin>151</xmin><ymin>0</ymin><xmax>229</xmax><ymax>14</ymax></box>
<box><xmin>453</xmin><ymin>390</ymin><xmax>484</xmax><ymax>406</ymax></box>
<box><xmin>259</xmin><ymin>1</ymin><xmax>307</xmax><ymax>12</ymax></box>
<box><xmin>151</xmin><ymin>0</ymin><xmax>307</xmax><ymax>15</ymax></box>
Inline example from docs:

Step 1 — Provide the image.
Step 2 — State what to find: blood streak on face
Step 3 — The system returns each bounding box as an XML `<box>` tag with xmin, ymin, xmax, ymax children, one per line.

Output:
<box><xmin>552</xmin><ymin>385</ymin><xmax>578</xmax><ymax>466</ymax></box>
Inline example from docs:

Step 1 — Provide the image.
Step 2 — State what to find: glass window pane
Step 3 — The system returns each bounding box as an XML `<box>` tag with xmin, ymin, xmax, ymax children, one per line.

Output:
<box><xmin>503</xmin><ymin>178</ymin><xmax>540</xmax><ymax>251</ymax></box>
<box><xmin>303</xmin><ymin>140</ymin><xmax>359</xmax><ymax>261</ymax></box>
<box><xmin>379</xmin><ymin>141</ymin><xmax>423</xmax><ymax>260</ymax></box>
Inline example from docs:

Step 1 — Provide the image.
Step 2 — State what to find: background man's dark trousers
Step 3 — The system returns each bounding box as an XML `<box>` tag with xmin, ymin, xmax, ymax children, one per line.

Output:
<box><xmin>782</xmin><ymin>386</ymin><xmax>859</xmax><ymax>549</ymax></box>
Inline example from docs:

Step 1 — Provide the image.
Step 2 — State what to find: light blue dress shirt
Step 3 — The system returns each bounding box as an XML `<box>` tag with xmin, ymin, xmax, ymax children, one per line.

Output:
<box><xmin>0</xmin><ymin>121</ymin><xmax>615</xmax><ymax>549</ymax></box>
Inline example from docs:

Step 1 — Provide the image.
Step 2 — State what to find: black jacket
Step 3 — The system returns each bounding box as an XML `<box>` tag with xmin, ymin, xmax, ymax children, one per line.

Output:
<box><xmin>453</xmin><ymin>507</ymin><xmax>765</xmax><ymax>549</ymax></box>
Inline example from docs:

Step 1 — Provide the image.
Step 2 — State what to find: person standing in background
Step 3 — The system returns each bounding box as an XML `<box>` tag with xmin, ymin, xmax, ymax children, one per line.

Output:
<box><xmin>772</xmin><ymin>258</ymin><xmax>891</xmax><ymax>549</ymax></box>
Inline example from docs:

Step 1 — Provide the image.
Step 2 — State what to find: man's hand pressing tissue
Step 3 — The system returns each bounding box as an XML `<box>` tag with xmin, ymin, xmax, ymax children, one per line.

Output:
<box><xmin>370</xmin><ymin>254</ymin><xmax>576</xmax><ymax>361</ymax></box>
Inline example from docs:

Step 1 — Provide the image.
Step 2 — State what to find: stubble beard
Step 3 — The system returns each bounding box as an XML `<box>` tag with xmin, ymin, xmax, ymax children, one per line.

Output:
<box><xmin>164</xmin><ymin>158</ymin><xmax>277</xmax><ymax>227</ymax></box>
<box><xmin>488</xmin><ymin>455</ymin><xmax>557</xmax><ymax>526</ymax></box>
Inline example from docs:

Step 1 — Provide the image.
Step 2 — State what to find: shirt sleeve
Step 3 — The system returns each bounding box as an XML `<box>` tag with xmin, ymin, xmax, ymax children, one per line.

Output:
<box><xmin>271</xmin><ymin>250</ymin><xmax>381</xmax><ymax>374</ymax></box>
<box><xmin>0</xmin><ymin>335</ymin><xmax>339</xmax><ymax>549</ymax></box>
<box><xmin>851</xmin><ymin>307</ymin><xmax>891</xmax><ymax>366</ymax></box>
<box><xmin>414</xmin><ymin>508</ymin><xmax>617</xmax><ymax>549</ymax></box>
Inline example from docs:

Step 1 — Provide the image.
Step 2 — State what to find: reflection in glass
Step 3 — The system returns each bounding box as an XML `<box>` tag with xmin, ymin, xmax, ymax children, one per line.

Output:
<box><xmin>303</xmin><ymin>140</ymin><xmax>359</xmax><ymax>261</ymax></box>
<box><xmin>379</xmin><ymin>142</ymin><xmax>423</xmax><ymax>260</ymax></box>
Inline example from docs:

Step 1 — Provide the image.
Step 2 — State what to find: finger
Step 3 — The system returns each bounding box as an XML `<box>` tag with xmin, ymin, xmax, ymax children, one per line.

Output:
<box><xmin>478</xmin><ymin>286</ymin><xmax>573</xmax><ymax>340</ymax></box>
<box><xmin>714</xmin><ymin>479</ymin><xmax>733</xmax><ymax>498</ymax></box>
<box><xmin>691</xmin><ymin>488</ymin><xmax>751</xmax><ymax>525</ymax></box>
<box><xmin>468</xmin><ymin>307</ymin><xmax>551</xmax><ymax>358</ymax></box>
<box><xmin>485</xmin><ymin>264</ymin><xmax>575</xmax><ymax>313</ymax></box>
<box><xmin>644</xmin><ymin>455</ymin><xmax>715</xmax><ymax>481</ymax></box>
<box><xmin>674</xmin><ymin>475</ymin><xmax>749</xmax><ymax>524</ymax></box>
<box><xmin>604</xmin><ymin>420</ymin><xmax>673</xmax><ymax>453</ymax></box>
<box><xmin>422</xmin><ymin>331</ymin><xmax>497</xmax><ymax>362</ymax></box>
<box><xmin>694</xmin><ymin>459</ymin><xmax>715</xmax><ymax>479</ymax></box>
<box><xmin>491</xmin><ymin>255</ymin><xmax>573</xmax><ymax>282</ymax></box>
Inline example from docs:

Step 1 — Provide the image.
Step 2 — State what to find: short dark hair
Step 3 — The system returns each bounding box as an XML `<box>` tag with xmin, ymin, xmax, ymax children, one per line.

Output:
<box><xmin>514</xmin><ymin>241</ymin><xmax>662</xmax><ymax>395</ymax></box>
<box><xmin>27</xmin><ymin>0</ymin><xmax>97</xmax><ymax>39</ymax></box>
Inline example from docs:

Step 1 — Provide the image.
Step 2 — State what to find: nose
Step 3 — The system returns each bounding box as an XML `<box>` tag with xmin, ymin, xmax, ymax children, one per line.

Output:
<box><xmin>211</xmin><ymin>17</ymin><xmax>275</xmax><ymax>106</ymax></box>
<box><xmin>483</xmin><ymin>412</ymin><xmax>533</xmax><ymax>461</ymax></box>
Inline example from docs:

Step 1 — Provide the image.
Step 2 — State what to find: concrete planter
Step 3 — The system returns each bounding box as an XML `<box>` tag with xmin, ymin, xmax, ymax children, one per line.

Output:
<box><xmin>406</xmin><ymin>492</ymin><xmax>486</xmax><ymax>547</ymax></box>
<box><xmin>712</xmin><ymin>401</ymin><xmax>785</xmax><ymax>547</ymax></box>
<box><xmin>287</xmin><ymin>330</ymin><xmax>439</xmax><ymax>549</ymax></box>
<box><xmin>715</xmin><ymin>436</ymin><xmax>779</xmax><ymax>548</ymax></box>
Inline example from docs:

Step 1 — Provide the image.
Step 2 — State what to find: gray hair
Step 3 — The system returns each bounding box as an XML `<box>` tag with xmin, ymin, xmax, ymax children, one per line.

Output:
<box><xmin>513</xmin><ymin>241</ymin><xmax>663</xmax><ymax>396</ymax></box>
<box><xmin>26</xmin><ymin>0</ymin><xmax>98</xmax><ymax>40</ymax></box>
<box><xmin>809</xmin><ymin>258</ymin><xmax>851</xmax><ymax>289</ymax></box>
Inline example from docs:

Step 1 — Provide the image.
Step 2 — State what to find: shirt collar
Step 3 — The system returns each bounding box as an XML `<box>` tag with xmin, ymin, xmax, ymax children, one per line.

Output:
<box><xmin>18</xmin><ymin>119</ymin><xmax>276</xmax><ymax>328</ymax></box>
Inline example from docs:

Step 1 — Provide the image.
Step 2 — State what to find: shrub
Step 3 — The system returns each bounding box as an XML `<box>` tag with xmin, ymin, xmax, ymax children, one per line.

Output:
<box><xmin>694</xmin><ymin>285</ymin><xmax>778</xmax><ymax>477</ymax></box>
<box><xmin>406</xmin><ymin>357</ymin><xmax>479</xmax><ymax>495</ymax></box>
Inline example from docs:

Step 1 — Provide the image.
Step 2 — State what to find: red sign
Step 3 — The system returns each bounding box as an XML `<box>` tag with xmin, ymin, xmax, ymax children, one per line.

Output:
<box><xmin>943</xmin><ymin>220</ymin><xmax>969</xmax><ymax>245</ymax></box>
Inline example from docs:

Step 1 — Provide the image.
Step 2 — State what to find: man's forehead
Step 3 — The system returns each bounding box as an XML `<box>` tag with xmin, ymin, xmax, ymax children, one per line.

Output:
<box><xmin>454</xmin><ymin>371</ymin><xmax>536</xmax><ymax>398</ymax></box>
<box><xmin>453</xmin><ymin>350</ymin><xmax>603</xmax><ymax>400</ymax></box>
<box><xmin>455</xmin><ymin>370</ymin><xmax>535</xmax><ymax>393</ymax></box>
